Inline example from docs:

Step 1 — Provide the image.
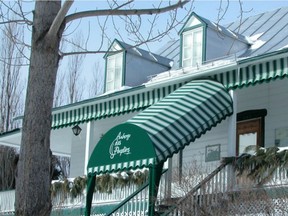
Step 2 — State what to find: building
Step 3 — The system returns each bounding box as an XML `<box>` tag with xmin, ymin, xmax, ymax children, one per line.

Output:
<box><xmin>1</xmin><ymin>6</ymin><xmax>288</xmax><ymax>216</ymax></box>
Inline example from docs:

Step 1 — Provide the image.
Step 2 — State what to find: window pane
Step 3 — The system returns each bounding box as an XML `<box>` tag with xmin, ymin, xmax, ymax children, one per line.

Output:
<box><xmin>115</xmin><ymin>54</ymin><xmax>122</xmax><ymax>67</ymax></box>
<box><xmin>107</xmin><ymin>56</ymin><xmax>115</xmax><ymax>69</ymax></box>
<box><xmin>183</xmin><ymin>59</ymin><xmax>191</xmax><ymax>68</ymax></box>
<box><xmin>183</xmin><ymin>47</ymin><xmax>192</xmax><ymax>59</ymax></box>
<box><xmin>239</xmin><ymin>132</ymin><xmax>257</xmax><ymax>154</ymax></box>
<box><xmin>106</xmin><ymin>68</ymin><xmax>114</xmax><ymax>81</ymax></box>
<box><xmin>182</xmin><ymin>28</ymin><xmax>203</xmax><ymax>68</ymax></box>
<box><xmin>106</xmin><ymin>82</ymin><xmax>113</xmax><ymax>92</ymax></box>
<box><xmin>183</xmin><ymin>33</ymin><xmax>192</xmax><ymax>47</ymax></box>
<box><xmin>106</xmin><ymin>53</ymin><xmax>123</xmax><ymax>92</ymax></box>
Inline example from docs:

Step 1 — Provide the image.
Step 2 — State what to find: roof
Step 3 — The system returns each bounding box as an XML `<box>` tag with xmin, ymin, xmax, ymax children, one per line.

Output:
<box><xmin>157</xmin><ymin>6</ymin><xmax>288</xmax><ymax>68</ymax></box>
<box><xmin>106</xmin><ymin>39</ymin><xmax>173</xmax><ymax>68</ymax></box>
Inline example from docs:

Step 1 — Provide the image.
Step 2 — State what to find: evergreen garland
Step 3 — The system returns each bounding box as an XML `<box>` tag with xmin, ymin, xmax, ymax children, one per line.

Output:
<box><xmin>224</xmin><ymin>147</ymin><xmax>288</xmax><ymax>185</ymax></box>
<box><xmin>51</xmin><ymin>170</ymin><xmax>149</xmax><ymax>199</ymax></box>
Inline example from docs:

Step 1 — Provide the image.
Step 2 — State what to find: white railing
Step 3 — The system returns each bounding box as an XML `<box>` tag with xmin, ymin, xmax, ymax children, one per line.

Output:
<box><xmin>0</xmin><ymin>190</ymin><xmax>15</xmax><ymax>214</ymax></box>
<box><xmin>162</xmin><ymin>163</ymin><xmax>288</xmax><ymax>216</ymax></box>
<box><xmin>0</xmin><ymin>179</ymin><xmax>155</xmax><ymax>215</ymax></box>
<box><xmin>2</xmin><ymin>164</ymin><xmax>288</xmax><ymax>215</ymax></box>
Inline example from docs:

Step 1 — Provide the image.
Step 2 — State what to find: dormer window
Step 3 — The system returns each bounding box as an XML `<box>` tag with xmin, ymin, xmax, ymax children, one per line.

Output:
<box><xmin>104</xmin><ymin>39</ymin><xmax>172</xmax><ymax>93</ymax></box>
<box><xmin>106</xmin><ymin>52</ymin><xmax>123</xmax><ymax>92</ymax></box>
<box><xmin>105</xmin><ymin>41</ymin><xmax>124</xmax><ymax>92</ymax></box>
<box><xmin>182</xmin><ymin>27</ymin><xmax>203</xmax><ymax>67</ymax></box>
<box><xmin>179</xmin><ymin>12</ymin><xmax>250</xmax><ymax>69</ymax></box>
<box><xmin>179</xmin><ymin>13</ymin><xmax>205</xmax><ymax>68</ymax></box>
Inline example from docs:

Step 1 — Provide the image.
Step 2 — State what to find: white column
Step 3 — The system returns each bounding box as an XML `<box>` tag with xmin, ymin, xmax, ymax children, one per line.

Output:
<box><xmin>227</xmin><ymin>89</ymin><xmax>237</xmax><ymax>157</ymax></box>
<box><xmin>84</xmin><ymin>121</ymin><xmax>95</xmax><ymax>175</ymax></box>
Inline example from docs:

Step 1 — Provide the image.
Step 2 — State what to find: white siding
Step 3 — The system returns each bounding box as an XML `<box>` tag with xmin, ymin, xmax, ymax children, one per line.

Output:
<box><xmin>69</xmin><ymin>112</ymin><xmax>139</xmax><ymax>177</ymax></box>
<box><xmin>237</xmin><ymin>78</ymin><xmax>288</xmax><ymax>148</ymax></box>
<box><xmin>180</xmin><ymin>118</ymin><xmax>230</xmax><ymax>173</ymax></box>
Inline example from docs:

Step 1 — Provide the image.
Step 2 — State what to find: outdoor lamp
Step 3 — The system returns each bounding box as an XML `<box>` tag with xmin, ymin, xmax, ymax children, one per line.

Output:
<box><xmin>72</xmin><ymin>125</ymin><xmax>82</xmax><ymax>136</ymax></box>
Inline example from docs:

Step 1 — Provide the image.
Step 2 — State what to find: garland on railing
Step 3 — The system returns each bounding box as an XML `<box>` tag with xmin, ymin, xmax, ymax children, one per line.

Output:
<box><xmin>51</xmin><ymin>169</ymin><xmax>149</xmax><ymax>199</ymax></box>
<box><xmin>223</xmin><ymin>147</ymin><xmax>288</xmax><ymax>185</ymax></box>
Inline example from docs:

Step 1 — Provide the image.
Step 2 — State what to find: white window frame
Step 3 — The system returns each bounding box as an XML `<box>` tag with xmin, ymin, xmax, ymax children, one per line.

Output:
<box><xmin>182</xmin><ymin>27</ymin><xmax>203</xmax><ymax>68</ymax></box>
<box><xmin>106</xmin><ymin>52</ymin><xmax>123</xmax><ymax>92</ymax></box>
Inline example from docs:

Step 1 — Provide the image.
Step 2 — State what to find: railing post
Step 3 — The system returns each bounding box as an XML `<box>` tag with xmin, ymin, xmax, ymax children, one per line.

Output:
<box><xmin>148</xmin><ymin>162</ymin><xmax>164</xmax><ymax>216</ymax></box>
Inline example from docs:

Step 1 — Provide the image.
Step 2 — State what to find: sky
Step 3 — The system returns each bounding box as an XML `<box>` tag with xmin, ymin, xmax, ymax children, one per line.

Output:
<box><xmin>65</xmin><ymin>1</ymin><xmax>288</xmax><ymax>57</ymax></box>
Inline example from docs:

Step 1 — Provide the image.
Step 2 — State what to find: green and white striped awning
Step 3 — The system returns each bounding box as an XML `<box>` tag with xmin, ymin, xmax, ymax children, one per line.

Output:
<box><xmin>52</xmin><ymin>51</ymin><xmax>288</xmax><ymax>130</ymax></box>
<box><xmin>212</xmin><ymin>55</ymin><xmax>288</xmax><ymax>89</ymax></box>
<box><xmin>51</xmin><ymin>83</ymin><xmax>184</xmax><ymax>129</ymax></box>
<box><xmin>87</xmin><ymin>79</ymin><xmax>233</xmax><ymax>175</ymax></box>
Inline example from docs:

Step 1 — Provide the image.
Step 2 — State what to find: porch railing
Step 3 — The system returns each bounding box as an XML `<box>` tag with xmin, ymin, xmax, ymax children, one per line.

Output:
<box><xmin>160</xmin><ymin>160</ymin><xmax>288</xmax><ymax>216</ymax></box>
<box><xmin>2</xmin><ymin>162</ymin><xmax>288</xmax><ymax>215</ymax></box>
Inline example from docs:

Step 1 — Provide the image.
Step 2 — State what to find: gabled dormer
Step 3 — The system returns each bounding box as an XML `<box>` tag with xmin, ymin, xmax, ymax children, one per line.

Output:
<box><xmin>179</xmin><ymin>13</ymin><xmax>205</xmax><ymax>68</ymax></box>
<box><xmin>179</xmin><ymin>12</ymin><xmax>250</xmax><ymax>68</ymax></box>
<box><xmin>104</xmin><ymin>39</ymin><xmax>172</xmax><ymax>93</ymax></box>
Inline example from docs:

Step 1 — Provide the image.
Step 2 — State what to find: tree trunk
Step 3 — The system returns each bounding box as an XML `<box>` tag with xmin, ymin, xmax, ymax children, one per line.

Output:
<box><xmin>15</xmin><ymin>1</ymin><xmax>62</xmax><ymax>215</ymax></box>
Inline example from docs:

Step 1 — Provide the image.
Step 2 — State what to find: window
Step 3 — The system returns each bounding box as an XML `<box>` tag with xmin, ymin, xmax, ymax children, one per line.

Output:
<box><xmin>236</xmin><ymin>109</ymin><xmax>267</xmax><ymax>155</ymax></box>
<box><xmin>106</xmin><ymin>52</ymin><xmax>123</xmax><ymax>92</ymax></box>
<box><xmin>182</xmin><ymin>27</ymin><xmax>203</xmax><ymax>68</ymax></box>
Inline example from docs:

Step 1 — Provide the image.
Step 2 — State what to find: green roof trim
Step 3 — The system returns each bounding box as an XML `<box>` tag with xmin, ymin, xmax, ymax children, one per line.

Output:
<box><xmin>51</xmin><ymin>82</ymin><xmax>184</xmax><ymax>129</ymax></box>
<box><xmin>87</xmin><ymin>79</ymin><xmax>233</xmax><ymax>175</ymax></box>
<box><xmin>16</xmin><ymin>48</ymin><xmax>284</xmax><ymax>130</ymax></box>
<box><xmin>178</xmin><ymin>12</ymin><xmax>206</xmax><ymax>35</ymax></box>
<box><xmin>212</xmin><ymin>55</ymin><xmax>288</xmax><ymax>89</ymax></box>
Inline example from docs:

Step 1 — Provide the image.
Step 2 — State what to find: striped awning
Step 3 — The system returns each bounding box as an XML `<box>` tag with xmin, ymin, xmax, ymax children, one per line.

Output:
<box><xmin>52</xmin><ymin>50</ymin><xmax>288</xmax><ymax>130</ymax></box>
<box><xmin>51</xmin><ymin>82</ymin><xmax>184</xmax><ymax>129</ymax></box>
<box><xmin>212</xmin><ymin>55</ymin><xmax>288</xmax><ymax>89</ymax></box>
<box><xmin>87</xmin><ymin>79</ymin><xmax>233</xmax><ymax>175</ymax></box>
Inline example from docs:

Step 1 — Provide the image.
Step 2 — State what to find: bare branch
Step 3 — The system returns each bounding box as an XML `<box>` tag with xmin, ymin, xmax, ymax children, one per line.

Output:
<box><xmin>47</xmin><ymin>0</ymin><xmax>74</xmax><ymax>38</ymax></box>
<box><xmin>65</xmin><ymin>0</ymin><xmax>189</xmax><ymax>23</ymax></box>
<box><xmin>0</xmin><ymin>20</ymin><xmax>30</xmax><ymax>25</ymax></box>
<box><xmin>113</xmin><ymin>0</ymin><xmax>135</xmax><ymax>10</ymax></box>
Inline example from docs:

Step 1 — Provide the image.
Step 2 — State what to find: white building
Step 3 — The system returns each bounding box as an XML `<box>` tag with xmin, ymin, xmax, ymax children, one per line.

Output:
<box><xmin>1</xmin><ymin>7</ymin><xmax>288</xmax><ymax>216</ymax></box>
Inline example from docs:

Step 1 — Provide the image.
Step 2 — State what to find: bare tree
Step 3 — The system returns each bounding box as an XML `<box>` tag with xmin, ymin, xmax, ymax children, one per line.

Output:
<box><xmin>0</xmin><ymin>20</ymin><xmax>25</xmax><ymax>132</ymax></box>
<box><xmin>53</xmin><ymin>68</ymin><xmax>65</xmax><ymax>108</ymax></box>
<box><xmin>66</xmin><ymin>32</ymin><xmax>85</xmax><ymax>103</ymax></box>
<box><xmin>89</xmin><ymin>61</ymin><xmax>104</xmax><ymax>97</ymax></box>
<box><xmin>0</xmin><ymin>1</ymin><xmax>191</xmax><ymax>215</ymax></box>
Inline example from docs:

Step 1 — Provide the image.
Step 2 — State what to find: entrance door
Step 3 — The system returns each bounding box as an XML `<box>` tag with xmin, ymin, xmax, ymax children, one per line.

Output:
<box><xmin>236</xmin><ymin>118</ymin><xmax>262</xmax><ymax>155</ymax></box>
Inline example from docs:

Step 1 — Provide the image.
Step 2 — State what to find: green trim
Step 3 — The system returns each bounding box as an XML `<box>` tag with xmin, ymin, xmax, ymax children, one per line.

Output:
<box><xmin>122</xmin><ymin>50</ymin><xmax>126</xmax><ymax>87</ymax></box>
<box><xmin>51</xmin><ymin>82</ymin><xmax>184</xmax><ymax>129</ymax></box>
<box><xmin>179</xmin><ymin>33</ymin><xmax>183</xmax><ymax>68</ymax></box>
<box><xmin>0</xmin><ymin>128</ymin><xmax>20</xmax><ymax>138</ymax></box>
<box><xmin>104</xmin><ymin>55</ymin><xmax>108</xmax><ymax>93</ymax></box>
<box><xmin>178</xmin><ymin>12</ymin><xmax>205</xmax><ymax>35</ymax></box>
<box><xmin>212</xmin><ymin>56</ymin><xmax>288</xmax><ymax>89</ymax></box>
<box><xmin>181</xmin><ymin>24</ymin><xmax>204</xmax><ymax>33</ymax></box>
<box><xmin>103</xmin><ymin>39</ymin><xmax>125</xmax><ymax>58</ymax></box>
<box><xmin>203</xmin><ymin>25</ymin><xmax>207</xmax><ymax>63</ymax></box>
